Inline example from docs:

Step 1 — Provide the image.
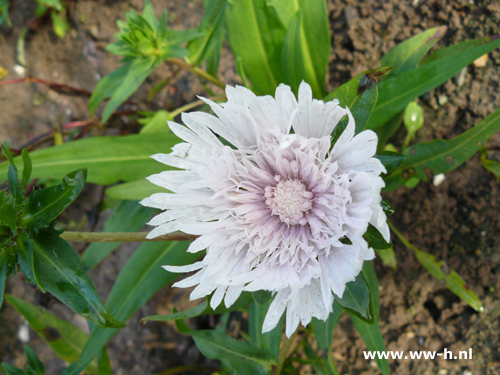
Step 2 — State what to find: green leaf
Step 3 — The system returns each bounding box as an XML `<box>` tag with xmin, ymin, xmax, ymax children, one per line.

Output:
<box><xmin>139</xmin><ymin>110</ymin><xmax>173</xmax><ymax>134</ymax></box>
<box><xmin>89</xmin><ymin>62</ymin><xmax>132</xmax><ymax>116</ymax></box>
<box><xmin>61</xmin><ymin>241</ymin><xmax>201</xmax><ymax>375</ymax></box>
<box><xmin>6</xmin><ymin>295</ymin><xmax>99</xmax><ymax>374</ymax></box>
<box><xmin>38</xmin><ymin>0</ymin><xmax>63</xmax><ymax>11</ymax></box>
<box><xmin>81</xmin><ymin>200</ymin><xmax>156</xmax><ymax>270</ymax></box>
<box><xmin>376</xmin><ymin>151</ymin><xmax>406</xmax><ymax>176</ymax></box>
<box><xmin>236</xmin><ymin>56</ymin><xmax>252</xmax><ymax>90</ymax></box>
<box><xmin>324</xmin><ymin>68</ymin><xmax>388</xmax><ymax>134</ymax></box>
<box><xmin>281</xmin><ymin>10</ymin><xmax>305</xmax><ymax>95</ymax></box>
<box><xmin>380</xmin><ymin>200</ymin><xmax>395</xmax><ymax>216</ymax></box>
<box><xmin>0</xmin><ymin>251</ymin><xmax>12</xmax><ymax>308</ymax></box>
<box><xmin>105</xmin><ymin>180</ymin><xmax>166</xmax><ymax>201</ymax></box>
<box><xmin>248</xmin><ymin>299</ymin><xmax>284</xmax><ymax>358</ymax></box>
<box><xmin>384</xmin><ymin>106</ymin><xmax>500</xmax><ymax>191</ymax></box>
<box><xmin>141</xmin><ymin>0</ymin><xmax>159</xmax><ymax>29</ymax></box>
<box><xmin>187</xmin><ymin>0</ymin><xmax>227</xmax><ymax>67</ymax></box>
<box><xmin>101</xmin><ymin>58</ymin><xmax>159</xmax><ymax>123</ymax></box>
<box><xmin>50</xmin><ymin>10</ymin><xmax>69</xmax><ymax>38</ymax></box>
<box><xmin>21</xmin><ymin>169</ymin><xmax>86</xmax><ymax>233</ymax></box>
<box><xmin>97</xmin><ymin>347</ymin><xmax>111</xmax><ymax>375</ymax></box>
<box><xmin>380</xmin><ymin>26</ymin><xmax>447</xmax><ymax>77</ymax></box>
<box><xmin>225</xmin><ymin>0</ymin><xmax>286</xmax><ymax>95</ymax></box>
<box><xmin>24</xmin><ymin>346</ymin><xmax>44</xmax><ymax>375</ymax></box>
<box><xmin>252</xmin><ymin>290</ymin><xmax>273</xmax><ymax>306</ymax></box>
<box><xmin>270</xmin><ymin>0</ymin><xmax>330</xmax><ymax>98</ymax></box>
<box><xmin>311</xmin><ymin>302</ymin><xmax>343</xmax><ymax>351</ymax></box>
<box><xmin>413</xmin><ymin>244</ymin><xmax>483</xmax><ymax>311</ymax></box>
<box><xmin>363</xmin><ymin>224</ymin><xmax>392</xmax><ymax>250</ymax></box>
<box><xmin>183</xmin><ymin>329</ymin><xmax>278</xmax><ymax>375</ymax></box>
<box><xmin>0</xmin><ymin>133</ymin><xmax>181</xmax><ymax>186</ymax></box>
<box><xmin>17</xmin><ymin>232</ymin><xmax>44</xmax><ymax>290</ymax></box>
<box><xmin>376</xmin><ymin>246</ymin><xmax>397</xmax><ymax>269</ymax></box>
<box><xmin>1</xmin><ymin>363</ymin><xmax>25</xmax><ymax>375</ymax></box>
<box><xmin>31</xmin><ymin>230</ymin><xmax>125</xmax><ymax>328</ymax></box>
<box><xmin>0</xmin><ymin>201</ymin><xmax>17</xmax><ymax>229</ymax></box>
<box><xmin>304</xmin><ymin>342</ymin><xmax>339</xmax><ymax>375</ymax></box>
<box><xmin>480</xmin><ymin>154</ymin><xmax>500</xmax><ymax>181</ymax></box>
<box><xmin>141</xmin><ymin>292</ymin><xmax>252</xmax><ymax>322</ymax></box>
<box><xmin>368</xmin><ymin>35</ymin><xmax>500</xmax><ymax>130</ymax></box>
<box><xmin>168</xmin><ymin>29</ymin><xmax>204</xmax><ymax>45</ymax></box>
<box><xmin>335</xmin><ymin>272</ymin><xmax>373</xmax><ymax>324</ymax></box>
<box><xmin>349</xmin><ymin>262</ymin><xmax>389</xmax><ymax>375</ymax></box>
<box><xmin>2</xmin><ymin>146</ymin><xmax>21</xmax><ymax>205</ymax></box>
<box><xmin>21</xmin><ymin>149</ymin><xmax>32</xmax><ymax>190</ymax></box>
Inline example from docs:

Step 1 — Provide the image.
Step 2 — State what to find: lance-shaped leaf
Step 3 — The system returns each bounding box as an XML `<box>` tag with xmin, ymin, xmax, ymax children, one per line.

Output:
<box><xmin>248</xmin><ymin>299</ymin><xmax>284</xmax><ymax>358</ymax></box>
<box><xmin>304</xmin><ymin>342</ymin><xmax>339</xmax><ymax>375</ymax></box>
<box><xmin>81</xmin><ymin>200</ymin><xmax>156</xmax><ymax>270</ymax></box>
<box><xmin>415</xmin><ymin>250</ymin><xmax>483</xmax><ymax>312</ymax></box>
<box><xmin>335</xmin><ymin>272</ymin><xmax>373</xmax><ymax>324</ymax></box>
<box><xmin>481</xmin><ymin>154</ymin><xmax>500</xmax><ymax>181</ymax></box>
<box><xmin>0</xmin><ymin>199</ymin><xmax>17</xmax><ymax>229</ymax></box>
<box><xmin>325</xmin><ymin>68</ymin><xmax>389</xmax><ymax>134</ymax></box>
<box><xmin>270</xmin><ymin>0</ymin><xmax>330</xmax><ymax>98</ymax></box>
<box><xmin>368</xmin><ymin>35</ymin><xmax>500</xmax><ymax>130</ymax></box>
<box><xmin>281</xmin><ymin>10</ymin><xmax>305</xmax><ymax>95</ymax></box>
<box><xmin>21</xmin><ymin>169</ymin><xmax>86</xmax><ymax>233</ymax></box>
<box><xmin>311</xmin><ymin>302</ymin><xmax>343</xmax><ymax>351</ymax></box>
<box><xmin>2</xmin><ymin>145</ymin><xmax>21</xmax><ymax>205</ymax></box>
<box><xmin>175</xmin><ymin>321</ymin><xmax>278</xmax><ymax>375</ymax></box>
<box><xmin>105</xmin><ymin>180</ymin><xmax>165</xmax><ymax>201</ymax></box>
<box><xmin>0</xmin><ymin>363</ymin><xmax>25</xmax><ymax>375</ymax></box>
<box><xmin>21</xmin><ymin>149</ymin><xmax>32</xmax><ymax>190</ymax></box>
<box><xmin>0</xmin><ymin>133</ymin><xmax>181</xmax><ymax>185</ymax></box>
<box><xmin>380</xmin><ymin>26</ymin><xmax>447</xmax><ymax>77</ymax></box>
<box><xmin>61</xmin><ymin>242</ymin><xmax>201</xmax><ymax>375</ymax></box>
<box><xmin>349</xmin><ymin>262</ymin><xmax>389</xmax><ymax>375</ymax></box>
<box><xmin>363</xmin><ymin>224</ymin><xmax>392</xmax><ymax>251</ymax></box>
<box><xmin>390</xmin><ymin>223</ymin><xmax>483</xmax><ymax>312</ymax></box>
<box><xmin>17</xmin><ymin>232</ymin><xmax>44</xmax><ymax>290</ymax></box>
<box><xmin>376</xmin><ymin>151</ymin><xmax>406</xmax><ymax>176</ymax></box>
<box><xmin>225</xmin><ymin>0</ymin><xmax>286</xmax><ymax>95</ymax></box>
<box><xmin>376</xmin><ymin>246</ymin><xmax>397</xmax><ymax>270</ymax></box>
<box><xmin>141</xmin><ymin>292</ymin><xmax>251</xmax><ymax>322</ymax></box>
<box><xmin>384</xmin><ymin>106</ymin><xmax>500</xmax><ymax>191</ymax></box>
<box><xmin>187</xmin><ymin>0</ymin><xmax>227</xmax><ymax>67</ymax></box>
<box><xmin>100</xmin><ymin>57</ymin><xmax>159</xmax><ymax>123</ymax></box>
<box><xmin>24</xmin><ymin>346</ymin><xmax>45</xmax><ymax>375</ymax></box>
<box><xmin>0</xmin><ymin>251</ymin><xmax>13</xmax><ymax>308</ymax></box>
<box><xmin>6</xmin><ymin>295</ymin><xmax>99</xmax><ymax>374</ymax></box>
<box><xmin>31</xmin><ymin>230</ymin><xmax>125</xmax><ymax>328</ymax></box>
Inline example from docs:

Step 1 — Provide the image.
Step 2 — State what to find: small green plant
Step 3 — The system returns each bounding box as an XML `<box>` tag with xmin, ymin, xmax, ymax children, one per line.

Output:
<box><xmin>0</xmin><ymin>146</ymin><xmax>123</xmax><ymax>329</ymax></box>
<box><xmin>35</xmin><ymin>0</ymin><xmax>69</xmax><ymax>38</ymax></box>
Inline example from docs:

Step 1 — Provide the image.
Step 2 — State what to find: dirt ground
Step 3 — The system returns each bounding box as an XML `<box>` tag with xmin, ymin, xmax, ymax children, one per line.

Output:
<box><xmin>1</xmin><ymin>0</ymin><xmax>500</xmax><ymax>374</ymax></box>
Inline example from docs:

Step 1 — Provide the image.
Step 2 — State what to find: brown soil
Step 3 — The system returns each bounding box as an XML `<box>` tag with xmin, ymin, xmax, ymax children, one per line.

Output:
<box><xmin>1</xmin><ymin>0</ymin><xmax>500</xmax><ymax>375</ymax></box>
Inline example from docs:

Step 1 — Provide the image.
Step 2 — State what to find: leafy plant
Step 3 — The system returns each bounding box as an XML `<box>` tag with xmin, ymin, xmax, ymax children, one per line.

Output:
<box><xmin>0</xmin><ymin>147</ymin><xmax>123</xmax><ymax>328</ymax></box>
<box><xmin>35</xmin><ymin>0</ymin><xmax>69</xmax><ymax>38</ymax></box>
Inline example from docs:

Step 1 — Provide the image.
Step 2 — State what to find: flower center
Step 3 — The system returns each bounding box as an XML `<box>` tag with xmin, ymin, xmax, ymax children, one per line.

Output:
<box><xmin>265</xmin><ymin>177</ymin><xmax>313</xmax><ymax>225</ymax></box>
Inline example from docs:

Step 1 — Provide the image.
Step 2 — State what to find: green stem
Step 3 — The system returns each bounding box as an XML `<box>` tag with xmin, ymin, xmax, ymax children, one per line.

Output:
<box><xmin>167</xmin><ymin>58</ymin><xmax>226</xmax><ymax>89</ymax></box>
<box><xmin>60</xmin><ymin>231</ymin><xmax>198</xmax><ymax>243</ymax></box>
<box><xmin>387</xmin><ymin>220</ymin><xmax>419</xmax><ymax>252</ymax></box>
<box><xmin>170</xmin><ymin>94</ymin><xmax>226</xmax><ymax>118</ymax></box>
<box><xmin>271</xmin><ymin>329</ymin><xmax>299</xmax><ymax>375</ymax></box>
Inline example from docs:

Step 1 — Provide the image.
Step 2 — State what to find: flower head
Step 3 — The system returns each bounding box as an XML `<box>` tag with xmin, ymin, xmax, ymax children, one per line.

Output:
<box><xmin>140</xmin><ymin>82</ymin><xmax>389</xmax><ymax>336</ymax></box>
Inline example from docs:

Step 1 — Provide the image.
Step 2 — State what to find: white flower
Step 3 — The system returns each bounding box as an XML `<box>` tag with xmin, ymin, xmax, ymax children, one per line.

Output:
<box><xmin>140</xmin><ymin>82</ymin><xmax>389</xmax><ymax>337</ymax></box>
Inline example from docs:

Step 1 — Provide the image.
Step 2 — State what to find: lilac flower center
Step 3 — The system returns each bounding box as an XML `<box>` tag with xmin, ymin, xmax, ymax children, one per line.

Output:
<box><xmin>264</xmin><ymin>176</ymin><xmax>313</xmax><ymax>226</ymax></box>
